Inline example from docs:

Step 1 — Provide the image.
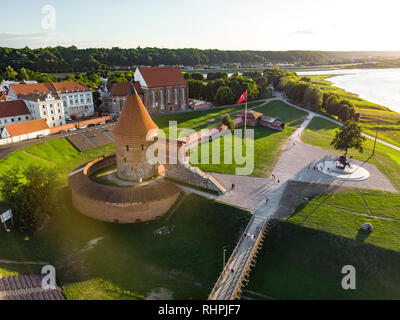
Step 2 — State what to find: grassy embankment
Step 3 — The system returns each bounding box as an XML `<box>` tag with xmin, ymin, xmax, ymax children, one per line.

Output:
<box><xmin>308</xmin><ymin>75</ymin><xmax>400</xmax><ymax>148</ymax></box>
<box><xmin>302</xmin><ymin>117</ymin><xmax>400</xmax><ymax>191</ymax></box>
<box><xmin>245</xmin><ymin>115</ymin><xmax>400</xmax><ymax>300</ymax></box>
<box><xmin>0</xmin><ymin>139</ymin><xmax>251</xmax><ymax>300</ymax></box>
<box><xmin>190</xmin><ymin>100</ymin><xmax>307</xmax><ymax>176</ymax></box>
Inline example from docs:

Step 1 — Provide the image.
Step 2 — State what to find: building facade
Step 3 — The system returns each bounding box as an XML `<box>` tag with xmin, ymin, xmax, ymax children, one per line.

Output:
<box><xmin>134</xmin><ymin>66</ymin><xmax>188</xmax><ymax>114</ymax></box>
<box><xmin>101</xmin><ymin>82</ymin><xmax>143</xmax><ymax>114</ymax></box>
<box><xmin>8</xmin><ymin>82</ymin><xmax>94</xmax><ymax>119</ymax></box>
<box><xmin>22</xmin><ymin>93</ymin><xmax>66</xmax><ymax>128</ymax></box>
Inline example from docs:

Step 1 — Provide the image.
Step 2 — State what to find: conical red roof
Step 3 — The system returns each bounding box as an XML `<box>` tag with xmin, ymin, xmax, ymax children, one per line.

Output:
<box><xmin>112</xmin><ymin>86</ymin><xmax>158</xmax><ymax>138</ymax></box>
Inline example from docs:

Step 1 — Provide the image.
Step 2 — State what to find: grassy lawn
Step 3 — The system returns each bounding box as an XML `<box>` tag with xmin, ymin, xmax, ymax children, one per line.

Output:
<box><xmin>245</xmin><ymin>220</ymin><xmax>400</xmax><ymax>300</ymax></box>
<box><xmin>154</xmin><ymin>101</ymin><xmax>264</xmax><ymax>137</ymax></box>
<box><xmin>302</xmin><ymin>117</ymin><xmax>400</xmax><ymax>191</ymax></box>
<box><xmin>190</xmin><ymin>100</ymin><xmax>307</xmax><ymax>177</ymax></box>
<box><xmin>0</xmin><ymin>139</ymin><xmax>251</xmax><ymax>299</ymax></box>
<box><xmin>287</xmin><ymin>194</ymin><xmax>400</xmax><ymax>252</ymax></box>
<box><xmin>308</xmin><ymin>75</ymin><xmax>400</xmax><ymax>148</ymax></box>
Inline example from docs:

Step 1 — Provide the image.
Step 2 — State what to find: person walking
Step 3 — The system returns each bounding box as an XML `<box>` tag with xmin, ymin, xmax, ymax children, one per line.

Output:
<box><xmin>266</xmin><ymin>197</ymin><xmax>269</xmax><ymax>204</ymax></box>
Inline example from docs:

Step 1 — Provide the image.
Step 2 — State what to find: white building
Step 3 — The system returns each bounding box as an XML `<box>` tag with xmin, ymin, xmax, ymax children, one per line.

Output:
<box><xmin>0</xmin><ymin>100</ymin><xmax>33</xmax><ymax>130</ymax></box>
<box><xmin>21</xmin><ymin>92</ymin><xmax>65</xmax><ymax>128</ymax></box>
<box><xmin>1</xmin><ymin>118</ymin><xmax>50</xmax><ymax>141</ymax></box>
<box><xmin>8</xmin><ymin>82</ymin><xmax>94</xmax><ymax>119</ymax></box>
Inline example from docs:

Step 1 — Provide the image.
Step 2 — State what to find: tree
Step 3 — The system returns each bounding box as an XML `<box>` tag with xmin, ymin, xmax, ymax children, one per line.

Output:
<box><xmin>303</xmin><ymin>85</ymin><xmax>323</xmax><ymax>111</ymax></box>
<box><xmin>331</xmin><ymin>121</ymin><xmax>366</xmax><ymax>156</ymax></box>
<box><xmin>0</xmin><ymin>165</ymin><xmax>57</xmax><ymax>235</ymax></box>
<box><xmin>5</xmin><ymin>66</ymin><xmax>17</xmax><ymax>80</ymax></box>
<box><xmin>222</xmin><ymin>114</ymin><xmax>235</xmax><ymax>133</ymax></box>
<box><xmin>191</xmin><ymin>72</ymin><xmax>204</xmax><ymax>81</ymax></box>
<box><xmin>214</xmin><ymin>86</ymin><xmax>234</xmax><ymax>106</ymax></box>
<box><xmin>187</xmin><ymin>79</ymin><xmax>206</xmax><ymax>99</ymax></box>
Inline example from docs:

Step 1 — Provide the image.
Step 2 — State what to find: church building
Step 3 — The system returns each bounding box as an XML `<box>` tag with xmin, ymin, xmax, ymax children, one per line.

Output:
<box><xmin>134</xmin><ymin>66</ymin><xmax>189</xmax><ymax>113</ymax></box>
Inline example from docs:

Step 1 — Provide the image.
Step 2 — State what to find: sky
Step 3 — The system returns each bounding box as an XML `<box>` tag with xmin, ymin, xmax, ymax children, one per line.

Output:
<box><xmin>1</xmin><ymin>0</ymin><xmax>400</xmax><ymax>51</ymax></box>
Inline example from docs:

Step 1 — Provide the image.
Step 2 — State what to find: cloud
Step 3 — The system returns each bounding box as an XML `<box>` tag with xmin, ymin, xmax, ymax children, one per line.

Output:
<box><xmin>293</xmin><ymin>28</ymin><xmax>315</xmax><ymax>35</ymax></box>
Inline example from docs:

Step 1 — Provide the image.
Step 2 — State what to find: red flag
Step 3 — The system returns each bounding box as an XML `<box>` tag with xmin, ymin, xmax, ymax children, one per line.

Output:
<box><xmin>237</xmin><ymin>90</ymin><xmax>247</xmax><ymax>104</ymax></box>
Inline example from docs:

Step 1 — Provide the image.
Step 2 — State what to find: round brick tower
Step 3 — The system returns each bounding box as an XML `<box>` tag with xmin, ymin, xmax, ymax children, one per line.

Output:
<box><xmin>112</xmin><ymin>84</ymin><xmax>159</xmax><ymax>182</ymax></box>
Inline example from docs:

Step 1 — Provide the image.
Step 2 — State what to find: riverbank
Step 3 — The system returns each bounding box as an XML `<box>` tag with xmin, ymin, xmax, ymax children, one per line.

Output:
<box><xmin>307</xmin><ymin>74</ymin><xmax>400</xmax><ymax>148</ymax></box>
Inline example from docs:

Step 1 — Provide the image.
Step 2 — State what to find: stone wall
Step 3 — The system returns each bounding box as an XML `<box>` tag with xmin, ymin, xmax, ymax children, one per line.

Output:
<box><xmin>69</xmin><ymin>155</ymin><xmax>182</xmax><ymax>223</ymax></box>
<box><xmin>165</xmin><ymin>164</ymin><xmax>226</xmax><ymax>194</ymax></box>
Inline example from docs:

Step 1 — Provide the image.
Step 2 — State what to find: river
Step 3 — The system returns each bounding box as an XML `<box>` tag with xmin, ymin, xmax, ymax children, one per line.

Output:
<box><xmin>298</xmin><ymin>68</ymin><xmax>400</xmax><ymax>113</ymax></box>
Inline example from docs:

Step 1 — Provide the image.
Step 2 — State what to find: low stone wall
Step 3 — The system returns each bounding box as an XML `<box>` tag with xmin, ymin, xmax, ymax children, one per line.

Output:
<box><xmin>69</xmin><ymin>155</ymin><xmax>181</xmax><ymax>223</ymax></box>
<box><xmin>165</xmin><ymin>164</ymin><xmax>226</xmax><ymax>194</ymax></box>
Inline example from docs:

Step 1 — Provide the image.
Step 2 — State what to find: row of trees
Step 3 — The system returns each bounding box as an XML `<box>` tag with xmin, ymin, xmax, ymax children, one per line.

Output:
<box><xmin>267</xmin><ymin>66</ymin><xmax>360</xmax><ymax>122</ymax></box>
<box><xmin>1</xmin><ymin>46</ymin><xmax>376</xmax><ymax>74</ymax></box>
<box><xmin>187</xmin><ymin>73</ymin><xmax>262</xmax><ymax>106</ymax></box>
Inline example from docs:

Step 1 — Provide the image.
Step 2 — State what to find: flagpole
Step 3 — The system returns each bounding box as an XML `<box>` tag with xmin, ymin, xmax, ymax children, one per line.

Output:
<box><xmin>244</xmin><ymin>92</ymin><xmax>247</xmax><ymax>145</ymax></box>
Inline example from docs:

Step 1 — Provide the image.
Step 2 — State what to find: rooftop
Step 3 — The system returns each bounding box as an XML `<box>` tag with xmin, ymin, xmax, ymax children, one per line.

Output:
<box><xmin>109</xmin><ymin>81</ymin><xmax>142</xmax><ymax>97</ymax></box>
<box><xmin>137</xmin><ymin>66</ymin><xmax>187</xmax><ymax>88</ymax></box>
<box><xmin>0</xmin><ymin>100</ymin><xmax>30</xmax><ymax>118</ymax></box>
<box><xmin>10</xmin><ymin>81</ymin><xmax>89</xmax><ymax>97</ymax></box>
<box><xmin>3</xmin><ymin>118</ymin><xmax>49</xmax><ymax>137</ymax></box>
<box><xmin>112</xmin><ymin>85</ymin><xmax>158</xmax><ymax>138</ymax></box>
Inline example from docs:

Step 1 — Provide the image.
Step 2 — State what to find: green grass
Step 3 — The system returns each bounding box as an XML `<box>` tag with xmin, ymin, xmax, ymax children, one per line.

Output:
<box><xmin>63</xmin><ymin>279</ymin><xmax>144</xmax><ymax>300</ymax></box>
<box><xmin>190</xmin><ymin>100</ymin><xmax>307</xmax><ymax>177</ymax></box>
<box><xmin>287</xmin><ymin>200</ymin><xmax>400</xmax><ymax>252</ymax></box>
<box><xmin>0</xmin><ymin>263</ymin><xmax>42</xmax><ymax>278</ymax></box>
<box><xmin>302</xmin><ymin>117</ymin><xmax>400</xmax><ymax>191</ymax></box>
<box><xmin>246</xmin><ymin>220</ymin><xmax>400</xmax><ymax>299</ymax></box>
<box><xmin>0</xmin><ymin>139</ymin><xmax>251</xmax><ymax>299</ymax></box>
<box><xmin>154</xmin><ymin>101</ymin><xmax>264</xmax><ymax>137</ymax></box>
<box><xmin>309</xmin><ymin>75</ymin><xmax>400</xmax><ymax>148</ymax></box>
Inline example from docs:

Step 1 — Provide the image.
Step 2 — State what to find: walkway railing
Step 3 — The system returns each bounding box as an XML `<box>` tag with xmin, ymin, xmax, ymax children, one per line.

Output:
<box><xmin>208</xmin><ymin>217</ymin><xmax>271</xmax><ymax>300</ymax></box>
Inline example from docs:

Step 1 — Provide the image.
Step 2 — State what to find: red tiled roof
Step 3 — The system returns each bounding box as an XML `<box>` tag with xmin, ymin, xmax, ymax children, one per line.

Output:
<box><xmin>0</xmin><ymin>100</ymin><xmax>30</xmax><ymax>118</ymax></box>
<box><xmin>113</xmin><ymin>86</ymin><xmax>158</xmax><ymax>138</ymax></box>
<box><xmin>109</xmin><ymin>82</ymin><xmax>142</xmax><ymax>97</ymax></box>
<box><xmin>10</xmin><ymin>81</ymin><xmax>89</xmax><ymax>97</ymax></box>
<box><xmin>3</xmin><ymin>118</ymin><xmax>49</xmax><ymax>137</ymax></box>
<box><xmin>137</xmin><ymin>66</ymin><xmax>187</xmax><ymax>88</ymax></box>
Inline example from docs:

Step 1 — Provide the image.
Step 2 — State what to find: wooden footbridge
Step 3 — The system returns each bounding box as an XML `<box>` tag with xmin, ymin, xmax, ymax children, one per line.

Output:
<box><xmin>208</xmin><ymin>216</ymin><xmax>272</xmax><ymax>300</ymax></box>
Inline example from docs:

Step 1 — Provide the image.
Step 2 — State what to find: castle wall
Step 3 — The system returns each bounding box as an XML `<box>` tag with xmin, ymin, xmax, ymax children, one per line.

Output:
<box><xmin>69</xmin><ymin>154</ymin><xmax>182</xmax><ymax>223</ymax></box>
<box><xmin>165</xmin><ymin>164</ymin><xmax>226</xmax><ymax>194</ymax></box>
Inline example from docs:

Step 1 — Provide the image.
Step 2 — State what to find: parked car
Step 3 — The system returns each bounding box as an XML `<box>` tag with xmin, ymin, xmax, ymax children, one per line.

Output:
<box><xmin>78</xmin><ymin>125</ymin><xmax>87</xmax><ymax>129</ymax></box>
<box><xmin>98</xmin><ymin>121</ymin><xmax>106</xmax><ymax>125</ymax></box>
<box><xmin>88</xmin><ymin>124</ymin><xmax>95</xmax><ymax>128</ymax></box>
<box><xmin>68</xmin><ymin>127</ymin><xmax>77</xmax><ymax>132</ymax></box>
<box><xmin>37</xmin><ymin>134</ymin><xmax>45</xmax><ymax>139</ymax></box>
<box><xmin>59</xmin><ymin>130</ymin><xmax>67</xmax><ymax>134</ymax></box>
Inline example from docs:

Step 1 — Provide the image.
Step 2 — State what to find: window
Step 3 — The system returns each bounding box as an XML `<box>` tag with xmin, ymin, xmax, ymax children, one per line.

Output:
<box><xmin>141</xmin><ymin>144</ymin><xmax>144</xmax><ymax>151</ymax></box>
<box><xmin>174</xmin><ymin>89</ymin><xmax>178</xmax><ymax>104</ymax></box>
<box><xmin>181</xmin><ymin>88</ymin><xmax>185</xmax><ymax>102</ymax></box>
<box><xmin>160</xmin><ymin>90</ymin><xmax>164</xmax><ymax>106</ymax></box>
<box><xmin>152</xmin><ymin>91</ymin><xmax>156</xmax><ymax>107</ymax></box>
<box><xmin>18</xmin><ymin>117</ymin><xmax>21</xmax><ymax>121</ymax></box>
<box><xmin>11</xmin><ymin>118</ymin><xmax>14</xmax><ymax>122</ymax></box>
<box><xmin>168</xmin><ymin>90</ymin><xmax>171</xmax><ymax>103</ymax></box>
<box><xmin>26</xmin><ymin>116</ymin><xmax>29</xmax><ymax>120</ymax></box>
<box><xmin>126</xmin><ymin>145</ymin><xmax>129</xmax><ymax>152</ymax></box>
